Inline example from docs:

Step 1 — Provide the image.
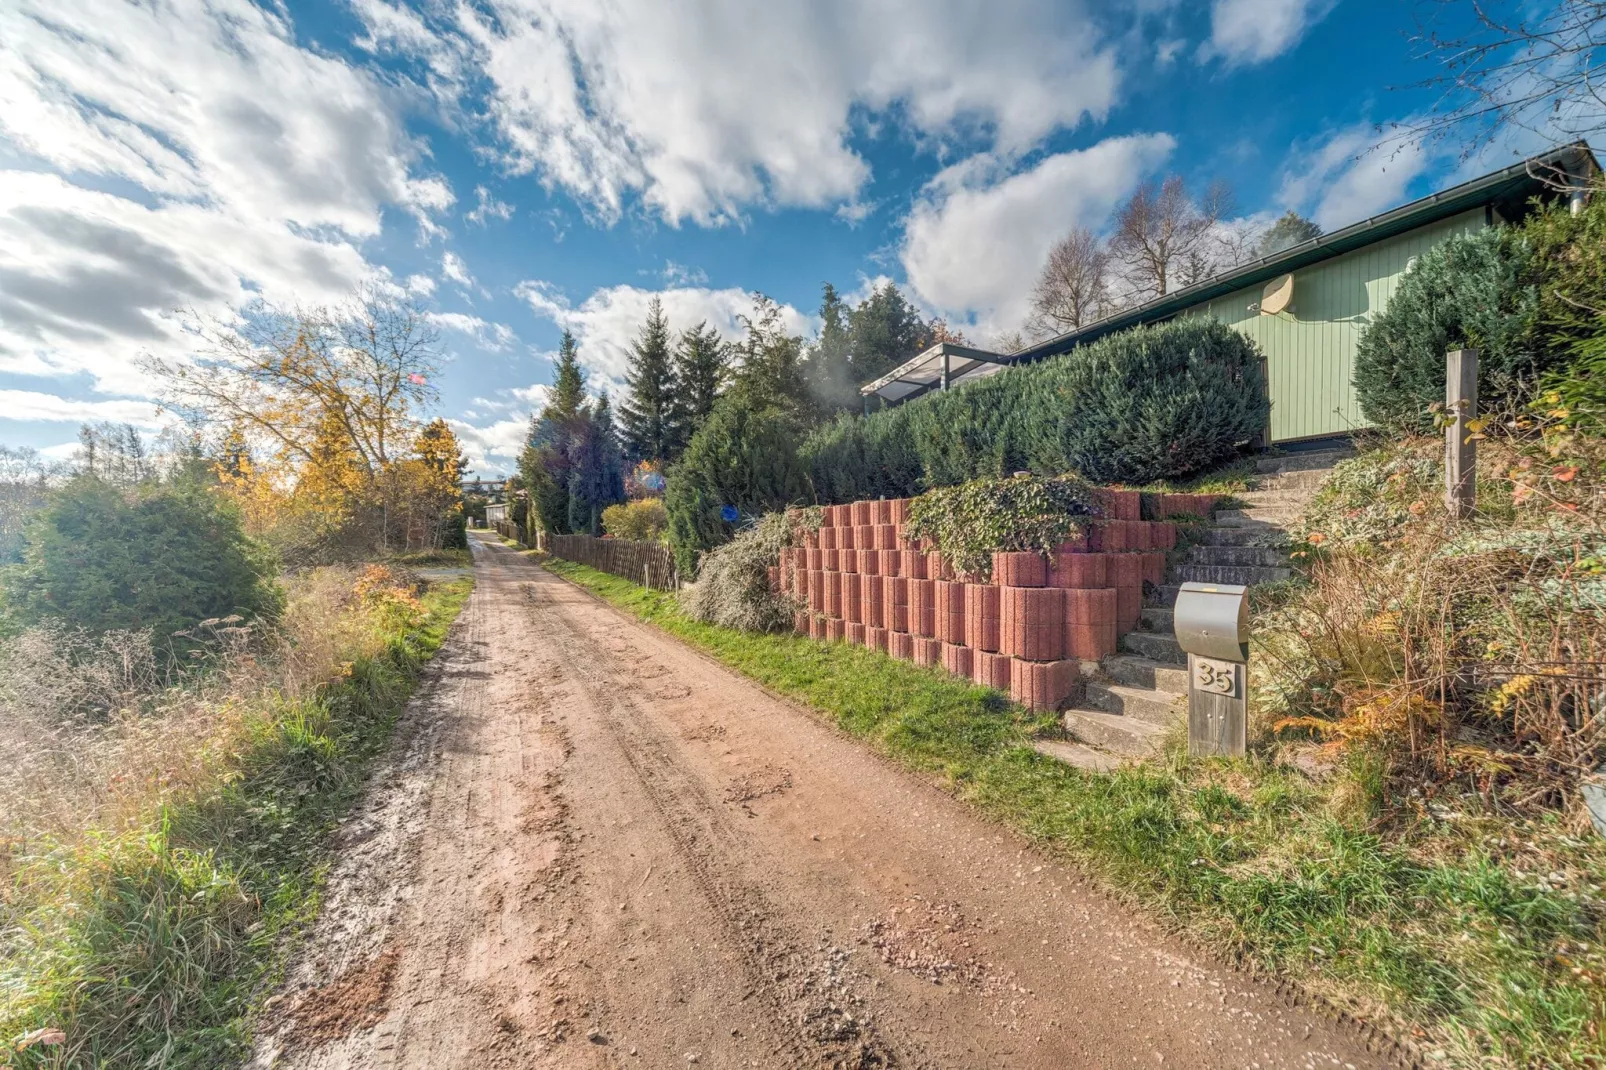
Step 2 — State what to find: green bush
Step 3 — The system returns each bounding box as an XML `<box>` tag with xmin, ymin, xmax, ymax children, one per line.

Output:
<box><xmin>664</xmin><ymin>399</ymin><xmax>811</xmax><ymax>575</ymax></box>
<box><xmin>1353</xmin><ymin>226</ymin><xmax>1545</xmax><ymax>430</ymax></box>
<box><xmin>601</xmin><ymin>498</ymin><xmax>669</xmax><ymax>541</ymax></box>
<box><xmin>0</xmin><ymin>476</ymin><xmax>282</xmax><ymax>643</ymax></box>
<box><xmin>801</xmin><ymin>317</ymin><xmax>1268</xmax><ymax>499</ymax></box>
<box><xmin>905</xmin><ymin>474</ymin><xmax>1098</xmax><ymax>580</ymax></box>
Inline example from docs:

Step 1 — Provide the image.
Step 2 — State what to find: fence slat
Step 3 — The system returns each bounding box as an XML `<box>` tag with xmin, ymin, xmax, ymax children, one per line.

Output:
<box><xmin>548</xmin><ymin>534</ymin><xmax>677</xmax><ymax>591</ymax></box>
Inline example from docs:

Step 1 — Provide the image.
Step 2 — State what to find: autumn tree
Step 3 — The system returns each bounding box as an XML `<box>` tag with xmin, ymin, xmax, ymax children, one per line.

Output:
<box><xmin>1109</xmin><ymin>176</ymin><xmax>1234</xmax><ymax>301</ymax></box>
<box><xmin>1027</xmin><ymin>227</ymin><xmax>1112</xmax><ymax>338</ymax></box>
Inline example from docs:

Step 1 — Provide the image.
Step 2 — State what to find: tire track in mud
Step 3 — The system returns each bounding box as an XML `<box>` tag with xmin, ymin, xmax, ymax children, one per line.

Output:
<box><xmin>523</xmin><ymin>579</ymin><xmax>907</xmax><ymax>1068</ymax></box>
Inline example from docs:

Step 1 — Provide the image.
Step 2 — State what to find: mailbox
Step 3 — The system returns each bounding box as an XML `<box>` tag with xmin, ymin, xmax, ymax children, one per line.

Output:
<box><xmin>1173</xmin><ymin>582</ymin><xmax>1250</xmax><ymax>663</ymax></box>
<box><xmin>1174</xmin><ymin>582</ymin><xmax>1250</xmax><ymax>758</ymax></box>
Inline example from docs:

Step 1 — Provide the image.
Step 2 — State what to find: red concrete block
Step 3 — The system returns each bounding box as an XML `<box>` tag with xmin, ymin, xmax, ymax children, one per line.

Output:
<box><xmin>861</xmin><ymin>574</ymin><xmax>884</xmax><ymax>628</ymax></box>
<box><xmin>913</xmin><ymin>636</ymin><xmax>941</xmax><ymax>667</ymax></box>
<box><xmin>793</xmin><ymin>610</ymin><xmax>808</xmax><ymax>635</ymax></box>
<box><xmin>1116</xmin><ymin>587</ymin><xmax>1141</xmax><ymax>632</ymax></box>
<box><xmin>843</xmin><ymin>576</ymin><xmax>863</xmax><ymax>623</ymax></box>
<box><xmin>882</xmin><ymin>549</ymin><xmax>902</xmax><ymax>577</ymax></box>
<box><xmin>1152</xmin><ymin>522</ymin><xmax>1177</xmax><ymax>551</ymax></box>
<box><xmin>853</xmin><ymin>524</ymin><xmax>874</xmax><ymax>551</ymax></box>
<box><xmin>804</xmin><ymin>547</ymin><xmax>821</xmax><ymax>570</ymax></box>
<box><xmin>1055</xmin><ymin>532</ymin><xmax>1089</xmax><ymax>554</ymax></box>
<box><xmin>963</xmin><ymin>583</ymin><xmax>1002</xmax><ymax>652</ymax></box>
<box><xmin>847</xmin><ymin>621</ymin><xmax>866</xmax><ymax>645</ymax></box>
<box><xmin>870</xmin><ymin>499</ymin><xmax>891</xmax><ymax>525</ymax></box>
<box><xmin>767</xmin><ymin>566</ymin><xmax>780</xmax><ymax>591</ymax></box>
<box><xmin>1127</xmin><ymin>521</ymin><xmax>1152</xmax><ymax>552</ymax></box>
<box><xmin>840</xmin><ymin>548</ymin><xmax>859</xmax><ymax>574</ymax></box>
<box><xmin>888</xmin><ymin>604</ymin><xmax>909</xmax><ymax>632</ymax></box>
<box><xmin>851</xmin><ymin>501</ymin><xmax>872</xmax><ymax>526</ymax></box>
<box><xmin>1049</xmin><ymin>552</ymin><xmax>1108</xmax><ymax>589</ymax></box>
<box><xmin>872</xmin><ymin>524</ymin><xmax>896</xmax><ymax>550</ymax></box>
<box><xmin>935</xmin><ymin>580</ymin><xmax>966</xmax><ymax>644</ymax></box>
<box><xmin>888</xmin><ymin>631</ymin><xmax>913</xmax><ymax>660</ymax></box>
<box><xmin>1066</xmin><ymin>623</ymin><xmax>1114</xmax><ymax>661</ymax></box>
<box><xmin>866</xmin><ymin>625</ymin><xmax>887</xmax><ymax>652</ymax></box>
<box><xmin>891</xmin><ymin>497</ymin><xmax>912</xmax><ymax>524</ymax></box>
<box><xmin>860</xmin><ymin>549</ymin><xmax>880</xmax><ymax>576</ymax></box>
<box><xmin>909</xmin><ymin>577</ymin><xmax>934</xmax><ymax>612</ymax></box>
<box><xmin>838</xmin><ymin>524</ymin><xmax>855</xmax><ymax>550</ymax></box>
<box><xmin>822</xmin><ymin>548</ymin><xmax>839</xmax><ymax>571</ymax></box>
<box><xmin>1111</xmin><ymin>554</ymin><xmax>1144</xmax><ymax>588</ymax></box>
<box><xmin>1010</xmin><ymin>658</ymin><xmax>1078</xmax><ymax>711</ymax></box>
<box><xmin>826</xmin><ymin>617</ymin><xmax>846</xmax><ymax>642</ymax></box>
<box><xmin>1100</xmin><ymin>488</ymin><xmax>1142</xmax><ymax>521</ymax></box>
<box><xmin>1065</xmin><ymin>587</ymin><xmax>1117</xmax><ymax>627</ymax></box>
<box><xmin>822</xmin><ymin>573</ymin><xmax>843</xmax><ymax>617</ymax></box>
<box><xmin>1001</xmin><ymin>586</ymin><xmax>1064</xmax><ymax>661</ymax></box>
<box><xmin>973</xmin><ymin>650</ymin><xmax>1012</xmax><ymax>690</ymax></box>
<box><xmin>820</xmin><ymin>526</ymin><xmax>839</xmax><ymax>550</ymax></box>
<box><xmin>899</xmin><ymin>549</ymin><xmax>927</xmax><ymax>579</ymax></box>
<box><xmin>941</xmin><ymin>642</ymin><xmax>974</xmax><ymax>678</ymax></box>
<box><xmin>808</xmin><ymin>613</ymin><xmax>825</xmax><ymax>639</ymax></box>
<box><xmin>926</xmin><ymin>551</ymin><xmax>953</xmax><ymax>582</ymax></box>
<box><xmin>909</xmin><ymin>605</ymin><xmax>935</xmax><ymax>637</ymax></box>
<box><xmin>994</xmin><ymin>551</ymin><xmax>1047</xmax><ymax>587</ymax></box>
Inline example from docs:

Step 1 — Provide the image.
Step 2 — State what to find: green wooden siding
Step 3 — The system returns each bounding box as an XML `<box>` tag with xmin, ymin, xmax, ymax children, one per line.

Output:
<box><xmin>1185</xmin><ymin>208</ymin><xmax>1487</xmax><ymax>442</ymax></box>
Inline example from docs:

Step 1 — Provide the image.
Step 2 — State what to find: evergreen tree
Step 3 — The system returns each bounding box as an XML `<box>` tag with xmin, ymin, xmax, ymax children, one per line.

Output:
<box><xmin>1254</xmin><ymin>211</ymin><xmax>1322</xmax><ymax>258</ymax></box>
<box><xmin>848</xmin><ymin>282</ymin><xmax>934</xmax><ymax>385</ymax></box>
<box><xmin>548</xmin><ymin>329</ymin><xmax>587</xmax><ymax>421</ymax></box>
<box><xmin>520</xmin><ymin>330</ymin><xmax>591</xmax><ymax>534</ymax></box>
<box><xmin>670</xmin><ymin>321</ymin><xmax>729</xmax><ymax>452</ymax></box>
<box><xmin>804</xmin><ymin>283</ymin><xmax>856</xmax><ymax>412</ymax></box>
<box><xmin>566</xmin><ymin>392</ymin><xmax>627</xmax><ymax>536</ymax></box>
<box><xmin>618</xmin><ymin>296</ymin><xmax>679</xmax><ymax>463</ymax></box>
<box><xmin>730</xmin><ymin>296</ymin><xmax>811</xmax><ymax>422</ymax></box>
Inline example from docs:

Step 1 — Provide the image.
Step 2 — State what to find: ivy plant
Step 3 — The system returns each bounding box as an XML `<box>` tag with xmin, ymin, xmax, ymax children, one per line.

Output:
<box><xmin>904</xmin><ymin>473</ymin><xmax>1099</xmax><ymax>580</ymax></box>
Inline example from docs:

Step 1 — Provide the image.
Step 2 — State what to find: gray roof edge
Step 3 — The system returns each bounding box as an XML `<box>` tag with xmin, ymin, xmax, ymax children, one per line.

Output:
<box><xmin>1010</xmin><ymin>140</ymin><xmax>1598</xmax><ymax>364</ymax></box>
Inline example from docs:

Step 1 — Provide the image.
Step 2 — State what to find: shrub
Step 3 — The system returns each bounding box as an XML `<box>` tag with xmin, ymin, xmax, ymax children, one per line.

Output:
<box><xmin>801</xmin><ymin>317</ymin><xmax>1268</xmax><ymax>498</ymax></box>
<box><xmin>601</xmin><ymin>499</ymin><xmax>669</xmax><ymax>542</ymax></box>
<box><xmin>905</xmin><ymin>474</ymin><xmax>1098</xmax><ymax>580</ymax></box>
<box><xmin>679</xmin><ymin>510</ymin><xmax>816</xmax><ymax>632</ymax></box>
<box><xmin>1353</xmin><ymin>226</ymin><xmax>1545</xmax><ymax>431</ymax></box>
<box><xmin>664</xmin><ymin>399</ymin><xmax>812</xmax><ymax>575</ymax></box>
<box><xmin>0</xmin><ymin>477</ymin><xmax>282</xmax><ymax>643</ymax></box>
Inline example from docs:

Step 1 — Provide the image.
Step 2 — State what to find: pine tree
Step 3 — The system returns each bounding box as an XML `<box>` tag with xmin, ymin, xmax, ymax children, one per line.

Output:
<box><xmin>670</xmin><ymin>321</ymin><xmax>729</xmax><ymax>454</ymax></box>
<box><xmin>548</xmin><ymin>329</ymin><xmax>588</xmax><ymax>422</ymax></box>
<box><xmin>566</xmin><ymin>391</ymin><xmax>627</xmax><ymax>536</ymax></box>
<box><xmin>1254</xmin><ymin>211</ymin><xmax>1322</xmax><ymax>258</ymax></box>
<box><xmin>618</xmin><ymin>296</ymin><xmax>679</xmax><ymax>463</ymax></box>
<box><xmin>847</xmin><ymin>282</ymin><xmax>931</xmax><ymax>385</ymax></box>
<box><xmin>522</xmin><ymin>329</ymin><xmax>591</xmax><ymax>535</ymax></box>
<box><xmin>804</xmin><ymin>283</ymin><xmax>856</xmax><ymax>413</ymax></box>
<box><xmin>730</xmin><ymin>296</ymin><xmax>810</xmax><ymax>421</ymax></box>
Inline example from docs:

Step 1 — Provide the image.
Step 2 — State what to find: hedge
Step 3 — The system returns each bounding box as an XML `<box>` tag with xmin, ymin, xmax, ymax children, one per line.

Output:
<box><xmin>800</xmin><ymin>317</ymin><xmax>1269</xmax><ymax>502</ymax></box>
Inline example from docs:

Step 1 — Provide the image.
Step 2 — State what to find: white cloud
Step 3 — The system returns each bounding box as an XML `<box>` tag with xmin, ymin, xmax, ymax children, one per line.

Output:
<box><xmin>441</xmin><ymin>251</ymin><xmax>474</xmax><ymax>289</ymax></box>
<box><xmin>0</xmin><ymin>0</ymin><xmax>452</xmax><ymax>395</ymax></box>
<box><xmin>0</xmin><ymin>389</ymin><xmax>163</xmax><ymax>426</ymax></box>
<box><xmin>359</xmin><ymin>0</ymin><xmax>1122</xmax><ymax>225</ymax></box>
<box><xmin>466</xmin><ymin>185</ymin><xmax>514</xmax><ymax>225</ymax></box>
<box><xmin>427</xmin><ymin>311</ymin><xmax>517</xmax><ymax>350</ymax></box>
<box><xmin>447</xmin><ymin>415</ymin><xmax>527</xmax><ymax>475</ymax></box>
<box><xmin>1205</xmin><ymin>0</ymin><xmax>1335</xmax><ymax>66</ymax></box>
<box><xmin>660</xmin><ymin>261</ymin><xmax>708</xmax><ymax>287</ymax></box>
<box><xmin>899</xmin><ymin>134</ymin><xmax>1176</xmax><ymax>336</ymax></box>
<box><xmin>406</xmin><ymin>273</ymin><xmax>437</xmax><ymax>296</ymax></box>
<box><xmin>1278</xmin><ymin>126</ymin><xmax>1432</xmax><ymax>230</ymax></box>
<box><xmin>517</xmin><ymin>281</ymin><xmax>810</xmax><ymax>389</ymax></box>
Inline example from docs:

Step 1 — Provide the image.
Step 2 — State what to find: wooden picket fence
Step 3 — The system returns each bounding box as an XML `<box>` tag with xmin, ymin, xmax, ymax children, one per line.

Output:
<box><xmin>548</xmin><ymin>534</ymin><xmax>678</xmax><ymax>590</ymax></box>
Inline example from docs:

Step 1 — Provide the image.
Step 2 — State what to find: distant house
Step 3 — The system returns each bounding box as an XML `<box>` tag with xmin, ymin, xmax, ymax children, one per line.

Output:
<box><xmin>862</xmin><ymin>141</ymin><xmax>1598</xmax><ymax>445</ymax></box>
<box><xmin>484</xmin><ymin>502</ymin><xmax>509</xmax><ymax>525</ymax></box>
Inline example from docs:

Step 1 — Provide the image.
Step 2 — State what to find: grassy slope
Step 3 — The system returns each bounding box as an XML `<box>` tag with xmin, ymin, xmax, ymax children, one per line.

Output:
<box><xmin>545</xmin><ymin>557</ymin><xmax>1605</xmax><ymax>1069</ymax></box>
<box><xmin>0</xmin><ymin>577</ymin><xmax>472</xmax><ymax>1068</ymax></box>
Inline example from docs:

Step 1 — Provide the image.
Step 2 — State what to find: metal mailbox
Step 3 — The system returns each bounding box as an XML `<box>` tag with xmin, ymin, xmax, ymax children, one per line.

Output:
<box><xmin>1173</xmin><ymin>582</ymin><xmax>1250</xmax><ymax>663</ymax></box>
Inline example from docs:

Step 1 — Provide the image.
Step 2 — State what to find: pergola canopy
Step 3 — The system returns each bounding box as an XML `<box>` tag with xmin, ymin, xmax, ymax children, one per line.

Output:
<box><xmin>858</xmin><ymin>342</ymin><xmax>1013</xmax><ymax>404</ymax></box>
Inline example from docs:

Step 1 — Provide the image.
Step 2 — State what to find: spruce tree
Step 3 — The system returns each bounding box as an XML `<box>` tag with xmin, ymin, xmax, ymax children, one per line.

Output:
<box><xmin>521</xmin><ymin>329</ymin><xmax>590</xmax><ymax>535</ymax></box>
<box><xmin>670</xmin><ymin>321</ymin><xmax>728</xmax><ymax>454</ymax></box>
<box><xmin>547</xmin><ymin>329</ymin><xmax>587</xmax><ymax>421</ymax></box>
<box><xmin>618</xmin><ymin>296</ymin><xmax>678</xmax><ymax>463</ymax></box>
<box><xmin>804</xmin><ymin>283</ymin><xmax>855</xmax><ymax>413</ymax></box>
<box><xmin>566</xmin><ymin>391</ymin><xmax>627</xmax><ymax>536</ymax></box>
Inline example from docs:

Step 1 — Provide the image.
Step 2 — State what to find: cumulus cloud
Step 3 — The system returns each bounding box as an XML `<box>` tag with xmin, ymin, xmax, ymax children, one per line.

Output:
<box><xmin>0</xmin><ymin>389</ymin><xmax>163</xmax><ymax>426</ymax></box>
<box><xmin>447</xmin><ymin>415</ymin><xmax>528</xmax><ymax>475</ymax></box>
<box><xmin>517</xmin><ymin>281</ymin><xmax>810</xmax><ymax>389</ymax></box>
<box><xmin>1278</xmin><ymin>126</ymin><xmax>1432</xmax><ymax>230</ymax></box>
<box><xmin>466</xmin><ymin>185</ymin><xmax>514</xmax><ymax>225</ymax></box>
<box><xmin>441</xmin><ymin>251</ymin><xmax>475</xmax><ymax>288</ymax></box>
<box><xmin>899</xmin><ymin>134</ymin><xmax>1176</xmax><ymax>336</ymax></box>
<box><xmin>1205</xmin><ymin>0</ymin><xmax>1336</xmax><ymax>65</ymax></box>
<box><xmin>427</xmin><ymin>311</ymin><xmax>517</xmax><ymax>351</ymax></box>
<box><xmin>356</xmin><ymin>0</ymin><xmax>1122</xmax><ymax>225</ymax></box>
<box><xmin>0</xmin><ymin>0</ymin><xmax>452</xmax><ymax>395</ymax></box>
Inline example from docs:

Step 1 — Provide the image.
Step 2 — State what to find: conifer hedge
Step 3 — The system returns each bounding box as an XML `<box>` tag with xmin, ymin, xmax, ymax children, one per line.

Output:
<box><xmin>801</xmin><ymin>317</ymin><xmax>1269</xmax><ymax>502</ymax></box>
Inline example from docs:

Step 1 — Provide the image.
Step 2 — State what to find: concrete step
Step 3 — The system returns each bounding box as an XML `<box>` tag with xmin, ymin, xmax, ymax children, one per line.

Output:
<box><xmin>1104</xmin><ymin>654</ymin><xmax>1189</xmax><ymax>695</ymax></box>
<box><xmin>1086</xmin><ymin>681</ymin><xmax>1183</xmax><ymax>725</ymax></box>
<box><xmin>1137</xmin><ymin>605</ymin><xmax>1173</xmax><ymax>631</ymax></box>
<box><xmin>1120</xmin><ymin>630</ymin><xmax>1185</xmax><ymax>664</ymax></box>
<box><xmin>1235</xmin><ymin>490</ymin><xmax>1310</xmax><ymax>507</ymax></box>
<box><xmin>1254</xmin><ymin>448</ymin><xmax>1354</xmax><ymax>474</ymax></box>
<box><xmin>1214</xmin><ymin>509</ymin><xmax>1301</xmax><ymax>528</ymax></box>
<box><xmin>1178</xmin><ymin>563</ymin><xmax>1294</xmax><ymax>586</ymax></box>
<box><xmin>1063</xmin><ymin>707</ymin><xmax>1168</xmax><ymax>757</ymax></box>
<box><xmin>1150</xmin><ymin>583</ymin><xmax>1181</xmax><ymax>607</ymax></box>
<box><xmin>1031</xmin><ymin>738</ymin><xmax>1118</xmax><ymax>773</ymax></box>
<box><xmin>1194</xmin><ymin>525</ymin><xmax>1289</xmax><ymax>547</ymax></box>
<box><xmin>1254</xmin><ymin>468</ymin><xmax>1332</xmax><ymax>492</ymax></box>
<box><xmin>1188</xmin><ymin>544</ymin><xmax>1289</xmax><ymax>568</ymax></box>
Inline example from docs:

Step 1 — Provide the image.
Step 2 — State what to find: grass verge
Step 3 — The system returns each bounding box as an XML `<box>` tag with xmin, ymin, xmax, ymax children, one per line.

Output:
<box><xmin>545</xmin><ymin>557</ymin><xmax>1606</xmax><ymax>1069</ymax></box>
<box><xmin>0</xmin><ymin>576</ymin><xmax>472</xmax><ymax>1067</ymax></box>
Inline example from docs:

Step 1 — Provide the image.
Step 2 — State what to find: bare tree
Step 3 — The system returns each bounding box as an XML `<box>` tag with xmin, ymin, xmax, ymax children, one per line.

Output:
<box><xmin>1108</xmin><ymin>177</ymin><xmax>1234</xmax><ymax>301</ymax></box>
<box><xmin>1027</xmin><ymin>228</ymin><xmax>1112</xmax><ymax>338</ymax></box>
<box><xmin>1404</xmin><ymin>1</ymin><xmax>1606</xmax><ymax>159</ymax></box>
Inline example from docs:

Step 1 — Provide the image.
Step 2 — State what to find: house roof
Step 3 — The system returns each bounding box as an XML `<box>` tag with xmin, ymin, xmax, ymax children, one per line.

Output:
<box><xmin>860</xmin><ymin>140</ymin><xmax>1598</xmax><ymax>404</ymax></box>
<box><xmin>857</xmin><ymin>342</ymin><xmax>1013</xmax><ymax>401</ymax></box>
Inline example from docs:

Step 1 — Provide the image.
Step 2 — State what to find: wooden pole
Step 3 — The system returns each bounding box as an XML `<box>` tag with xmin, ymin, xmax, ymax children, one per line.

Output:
<box><xmin>1445</xmin><ymin>348</ymin><xmax>1479</xmax><ymax>519</ymax></box>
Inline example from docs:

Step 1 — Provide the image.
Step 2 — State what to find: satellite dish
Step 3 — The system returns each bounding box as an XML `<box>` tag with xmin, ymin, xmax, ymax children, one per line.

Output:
<box><xmin>1260</xmin><ymin>273</ymin><xmax>1294</xmax><ymax>316</ymax></box>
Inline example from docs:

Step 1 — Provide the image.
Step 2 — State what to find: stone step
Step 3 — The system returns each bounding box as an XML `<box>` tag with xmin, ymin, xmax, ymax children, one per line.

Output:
<box><xmin>1103</xmin><ymin>654</ymin><xmax>1189</xmax><ymax>695</ymax></box>
<box><xmin>1137</xmin><ymin>605</ymin><xmax>1173</xmax><ymax>631</ymax></box>
<box><xmin>1150</xmin><ymin>583</ymin><xmax>1181</xmax><ymax>607</ymax></box>
<box><xmin>1178</xmin><ymin>563</ymin><xmax>1294</xmax><ymax>586</ymax></box>
<box><xmin>1214</xmin><ymin>509</ymin><xmax>1301</xmax><ymax>528</ymax></box>
<box><xmin>1063</xmin><ymin>707</ymin><xmax>1168</xmax><ymax>757</ymax></box>
<box><xmin>1254</xmin><ymin>468</ymin><xmax>1331</xmax><ymax>492</ymax></box>
<box><xmin>1031</xmin><ymin>738</ymin><xmax>1119</xmax><ymax>773</ymax></box>
<box><xmin>1189</xmin><ymin>544</ymin><xmax>1289</xmax><ymax>568</ymax></box>
<box><xmin>1120</xmin><ymin>629</ymin><xmax>1185</xmax><ymax>664</ymax></box>
<box><xmin>1235</xmin><ymin>490</ymin><xmax>1310</xmax><ymax>507</ymax></box>
<box><xmin>1086</xmin><ymin>680</ymin><xmax>1183</xmax><ymax>725</ymax></box>
<box><xmin>1194</xmin><ymin>526</ymin><xmax>1289</xmax><ymax>547</ymax></box>
<box><xmin>1254</xmin><ymin>448</ymin><xmax>1354</xmax><ymax>474</ymax></box>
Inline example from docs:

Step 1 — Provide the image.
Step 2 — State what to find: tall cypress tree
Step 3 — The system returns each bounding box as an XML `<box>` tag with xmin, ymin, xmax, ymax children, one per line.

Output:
<box><xmin>618</xmin><ymin>297</ymin><xmax>678</xmax><ymax>463</ymax></box>
<box><xmin>521</xmin><ymin>329</ymin><xmax>590</xmax><ymax>535</ymax></box>
<box><xmin>804</xmin><ymin>283</ymin><xmax>855</xmax><ymax>413</ymax></box>
<box><xmin>567</xmin><ymin>391</ymin><xmax>627</xmax><ymax>536</ymax></box>
<box><xmin>670</xmin><ymin>320</ymin><xmax>728</xmax><ymax>455</ymax></box>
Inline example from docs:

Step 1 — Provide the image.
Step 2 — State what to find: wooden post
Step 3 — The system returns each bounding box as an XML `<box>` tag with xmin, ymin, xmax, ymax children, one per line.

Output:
<box><xmin>1445</xmin><ymin>348</ymin><xmax>1479</xmax><ymax>519</ymax></box>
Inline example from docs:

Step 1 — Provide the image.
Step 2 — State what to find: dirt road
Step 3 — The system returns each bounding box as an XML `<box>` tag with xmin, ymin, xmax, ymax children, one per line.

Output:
<box><xmin>249</xmin><ymin>534</ymin><xmax>1396</xmax><ymax>1070</ymax></box>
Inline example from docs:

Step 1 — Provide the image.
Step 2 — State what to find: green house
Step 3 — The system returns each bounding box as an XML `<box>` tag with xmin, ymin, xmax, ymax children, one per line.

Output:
<box><xmin>862</xmin><ymin>141</ymin><xmax>1598</xmax><ymax>445</ymax></box>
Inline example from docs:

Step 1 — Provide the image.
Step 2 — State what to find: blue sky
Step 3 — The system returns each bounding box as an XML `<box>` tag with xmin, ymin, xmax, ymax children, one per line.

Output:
<box><xmin>0</xmin><ymin>0</ymin><xmax>1560</xmax><ymax>475</ymax></box>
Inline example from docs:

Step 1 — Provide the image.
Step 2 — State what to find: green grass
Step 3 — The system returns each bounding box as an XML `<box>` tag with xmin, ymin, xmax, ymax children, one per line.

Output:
<box><xmin>0</xmin><ymin>577</ymin><xmax>472</xmax><ymax>1068</ymax></box>
<box><xmin>388</xmin><ymin>547</ymin><xmax>472</xmax><ymax>568</ymax></box>
<box><xmin>545</xmin><ymin>557</ymin><xmax>1606</xmax><ymax>1069</ymax></box>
